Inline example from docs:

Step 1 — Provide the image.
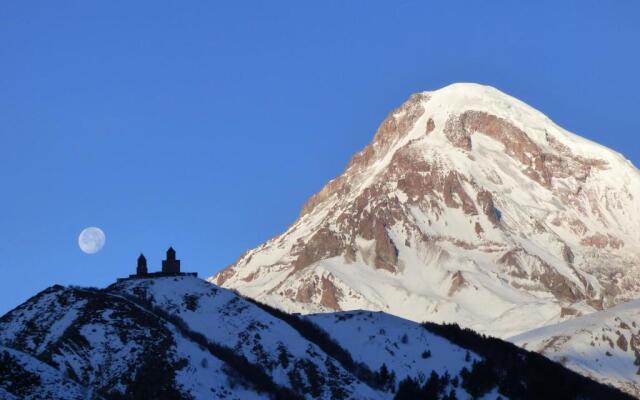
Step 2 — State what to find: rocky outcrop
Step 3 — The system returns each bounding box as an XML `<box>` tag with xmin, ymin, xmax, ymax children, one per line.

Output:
<box><xmin>426</xmin><ymin>118</ymin><xmax>435</xmax><ymax>134</ymax></box>
<box><xmin>320</xmin><ymin>276</ymin><xmax>342</xmax><ymax>310</ymax></box>
<box><xmin>617</xmin><ymin>334</ymin><xmax>628</xmax><ymax>352</ymax></box>
<box><xmin>448</xmin><ymin>271</ymin><xmax>467</xmax><ymax>296</ymax></box>
<box><xmin>581</xmin><ymin>233</ymin><xmax>625</xmax><ymax>249</ymax></box>
<box><xmin>293</xmin><ymin>227</ymin><xmax>345</xmax><ymax>271</ymax></box>
<box><xmin>372</xmin><ymin>224</ymin><xmax>398</xmax><ymax>272</ymax></box>
<box><xmin>476</xmin><ymin>190</ymin><xmax>499</xmax><ymax>225</ymax></box>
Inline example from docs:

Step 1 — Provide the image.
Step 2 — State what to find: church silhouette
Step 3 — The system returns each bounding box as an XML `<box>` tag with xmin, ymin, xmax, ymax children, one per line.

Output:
<box><xmin>119</xmin><ymin>247</ymin><xmax>197</xmax><ymax>281</ymax></box>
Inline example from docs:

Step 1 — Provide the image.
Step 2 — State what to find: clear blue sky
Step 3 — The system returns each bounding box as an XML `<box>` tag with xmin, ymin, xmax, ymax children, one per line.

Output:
<box><xmin>1</xmin><ymin>1</ymin><xmax>638</xmax><ymax>314</ymax></box>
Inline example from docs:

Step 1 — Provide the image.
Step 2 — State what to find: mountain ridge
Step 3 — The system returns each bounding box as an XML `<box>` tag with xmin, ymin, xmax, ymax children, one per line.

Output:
<box><xmin>0</xmin><ymin>275</ymin><xmax>633</xmax><ymax>399</ymax></box>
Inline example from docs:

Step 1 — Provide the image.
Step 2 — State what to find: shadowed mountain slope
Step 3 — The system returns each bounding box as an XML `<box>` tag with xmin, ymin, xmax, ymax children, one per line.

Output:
<box><xmin>0</xmin><ymin>276</ymin><xmax>632</xmax><ymax>399</ymax></box>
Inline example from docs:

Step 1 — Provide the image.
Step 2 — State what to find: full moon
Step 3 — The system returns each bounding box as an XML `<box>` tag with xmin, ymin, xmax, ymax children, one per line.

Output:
<box><xmin>78</xmin><ymin>227</ymin><xmax>106</xmax><ymax>254</ymax></box>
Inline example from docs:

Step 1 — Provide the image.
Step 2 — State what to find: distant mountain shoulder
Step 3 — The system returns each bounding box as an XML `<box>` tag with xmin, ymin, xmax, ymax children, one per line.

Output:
<box><xmin>511</xmin><ymin>299</ymin><xmax>640</xmax><ymax>398</ymax></box>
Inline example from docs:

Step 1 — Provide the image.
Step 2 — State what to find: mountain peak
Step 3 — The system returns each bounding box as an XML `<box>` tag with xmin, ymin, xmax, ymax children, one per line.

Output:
<box><xmin>425</xmin><ymin>82</ymin><xmax>515</xmax><ymax>104</ymax></box>
<box><xmin>212</xmin><ymin>85</ymin><xmax>640</xmax><ymax>339</ymax></box>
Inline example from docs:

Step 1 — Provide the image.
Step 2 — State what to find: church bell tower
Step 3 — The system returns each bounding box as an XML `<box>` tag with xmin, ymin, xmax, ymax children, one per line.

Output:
<box><xmin>161</xmin><ymin>247</ymin><xmax>181</xmax><ymax>274</ymax></box>
<box><xmin>136</xmin><ymin>253</ymin><xmax>148</xmax><ymax>276</ymax></box>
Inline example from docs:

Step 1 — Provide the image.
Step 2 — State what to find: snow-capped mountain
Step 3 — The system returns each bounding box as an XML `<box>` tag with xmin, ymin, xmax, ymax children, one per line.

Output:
<box><xmin>212</xmin><ymin>83</ymin><xmax>640</xmax><ymax>338</ymax></box>
<box><xmin>511</xmin><ymin>299</ymin><xmax>640</xmax><ymax>398</ymax></box>
<box><xmin>0</xmin><ymin>276</ymin><xmax>630</xmax><ymax>399</ymax></box>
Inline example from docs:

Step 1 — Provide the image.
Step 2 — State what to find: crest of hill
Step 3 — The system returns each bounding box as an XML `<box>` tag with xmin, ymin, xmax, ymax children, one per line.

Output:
<box><xmin>0</xmin><ymin>275</ymin><xmax>633</xmax><ymax>399</ymax></box>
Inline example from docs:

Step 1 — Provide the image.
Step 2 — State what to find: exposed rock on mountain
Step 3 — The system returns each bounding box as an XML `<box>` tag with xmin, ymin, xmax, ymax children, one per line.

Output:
<box><xmin>212</xmin><ymin>83</ymin><xmax>640</xmax><ymax>338</ymax></box>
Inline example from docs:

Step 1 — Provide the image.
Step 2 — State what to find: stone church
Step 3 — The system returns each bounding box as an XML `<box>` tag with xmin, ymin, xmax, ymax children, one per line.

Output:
<box><xmin>120</xmin><ymin>247</ymin><xmax>196</xmax><ymax>281</ymax></box>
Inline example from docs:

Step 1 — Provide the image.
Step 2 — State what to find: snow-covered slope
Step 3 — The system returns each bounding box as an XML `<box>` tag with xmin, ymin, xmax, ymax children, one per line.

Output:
<box><xmin>110</xmin><ymin>276</ymin><xmax>382</xmax><ymax>399</ymax></box>
<box><xmin>212</xmin><ymin>83</ymin><xmax>640</xmax><ymax>338</ymax></box>
<box><xmin>511</xmin><ymin>299</ymin><xmax>640</xmax><ymax>398</ymax></box>
<box><xmin>307</xmin><ymin>311</ymin><xmax>478</xmax><ymax>384</ymax></box>
<box><xmin>0</xmin><ymin>283</ymin><xmax>265</xmax><ymax>400</ymax></box>
<box><xmin>1</xmin><ymin>275</ymin><xmax>628</xmax><ymax>399</ymax></box>
<box><xmin>0</xmin><ymin>346</ymin><xmax>90</xmax><ymax>400</ymax></box>
<box><xmin>0</xmin><ymin>276</ymin><xmax>481</xmax><ymax>399</ymax></box>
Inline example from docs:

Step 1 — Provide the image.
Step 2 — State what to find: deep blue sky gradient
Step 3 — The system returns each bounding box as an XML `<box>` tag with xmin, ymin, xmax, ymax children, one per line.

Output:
<box><xmin>1</xmin><ymin>1</ymin><xmax>639</xmax><ymax>314</ymax></box>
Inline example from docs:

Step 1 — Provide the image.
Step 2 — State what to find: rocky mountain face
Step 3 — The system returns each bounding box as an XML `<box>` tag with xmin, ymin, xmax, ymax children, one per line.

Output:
<box><xmin>511</xmin><ymin>299</ymin><xmax>640</xmax><ymax>398</ymax></box>
<box><xmin>0</xmin><ymin>276</ymin><xmax>631</xmax><ymax>400</ymax></box>
<box><xmin>212</xmin><ymin>83</ymin><xmax>640</xmax><ymax>339</ymax></box>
